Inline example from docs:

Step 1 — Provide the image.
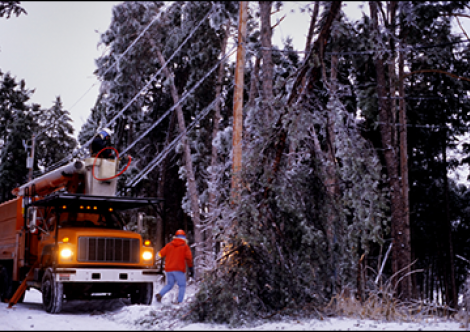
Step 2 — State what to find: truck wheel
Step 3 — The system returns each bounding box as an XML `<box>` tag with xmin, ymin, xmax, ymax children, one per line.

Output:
<box><xmin>130</xmin><ymin>282</ymin><xmax>153</xmax><ymax>305</ymax></box>
<box><xmin>0</xmin><ymin>265</ymin><xmax>12</xmax><ymax>302</ymax></box>
<box><xmin>42</xmin><ymin>269</ymin><xmax>63</xmax><ymax>314</ymax></box>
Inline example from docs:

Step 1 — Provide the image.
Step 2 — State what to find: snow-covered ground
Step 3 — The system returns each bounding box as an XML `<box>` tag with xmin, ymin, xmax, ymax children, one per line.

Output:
<box><xmin>0</xmin><ymin>280</ymin><xmax>467</xmax><ymax>331</ymax></box>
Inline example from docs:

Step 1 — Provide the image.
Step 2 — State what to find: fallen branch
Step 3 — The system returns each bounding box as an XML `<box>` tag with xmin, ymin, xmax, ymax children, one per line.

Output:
<box><xmin>375</xmin><ymin>242</ymin><xmax>393</xmax><ymax>284</ymax></box>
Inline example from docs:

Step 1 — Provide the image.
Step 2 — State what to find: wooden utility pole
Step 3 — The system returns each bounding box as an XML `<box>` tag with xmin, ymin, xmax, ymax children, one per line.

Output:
<box><xmin>28</xmin><ymin>133</ymin><xmax>35</xmax><ymax>181</ymax></box>
<box><xmin>231</xmin><ymin>1</ymin><xmax>248</xmax><ymax>204</ymax></box>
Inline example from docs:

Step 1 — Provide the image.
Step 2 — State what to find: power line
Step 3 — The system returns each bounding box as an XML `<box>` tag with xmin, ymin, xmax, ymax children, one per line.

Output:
<box><xmin>38</xmin><ymin>10</ymin><xmax>470</xmax><ymax>174</ymax></box>
<box><xmin>369</xmin><ymin>122</ymin><xmax>470</xmax><ymax>130</ymax></box>
<box><xmin>126</xmin><ymin>94</ymin><xmax>224</xmax><ymax>188</ymax></box>
<box><xmin>120</xmin><ymin>45</ymin><xmax>237</xmax><ymax>158</ymax></box>
<box><xmin>42</xmin><ymin>8</ymin><xmax>165</xmax><ymax>173</ymax></box>
<box><xmin>68</xmin><ymin>3</ymin><xmax>168</xmax><ymax>112</ymax></box>
<box><xmin>42</xmin><ymin>3</ymin><xmax>216</xmax><ymax>174</ymax></box>
<box><xmin>120</xmin><ymin>46</ymin><xmax>237</xmax><ymax>187</ymax></box>
<box><xmin>339</xmin><ymin>94</ymin><xmax>470</xmax><ymax>101</ymax></box>
<box><xmin>257</xmin><ymin>38</ymin><xmax>470</xmax><ymax>56</ymax></box>
<box><xmin>101</xmin><ymin>3</ymin><xmax>216</xmax><ymax>145</ymax></box>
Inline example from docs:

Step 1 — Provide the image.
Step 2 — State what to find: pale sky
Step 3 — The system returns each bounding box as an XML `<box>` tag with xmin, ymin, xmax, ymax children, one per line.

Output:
<box><xmin>3</xmin><ymin>1</ymin><xmax>465</xmax><ymax>140</ymax></box>
<box><xmin>0</xmin><ymin>1</ymin><xmax>120</xmax><ymax>136</ymax></box>
<box><xmin>0</xmin><ymin>2</ymin><xmax>367</xmax><ymax>138</ymax></box>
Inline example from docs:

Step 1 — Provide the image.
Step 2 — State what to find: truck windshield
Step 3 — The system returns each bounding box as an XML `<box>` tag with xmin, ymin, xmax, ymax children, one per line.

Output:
<box><xmin>31</xmin><ymin>193</ymin><xmax>161</xmax><ymax>232</ymax></box>
<box><xmin>58</xmin><ymin>211</ymin><xmax>124</xmax><ymax>230</ymax></box>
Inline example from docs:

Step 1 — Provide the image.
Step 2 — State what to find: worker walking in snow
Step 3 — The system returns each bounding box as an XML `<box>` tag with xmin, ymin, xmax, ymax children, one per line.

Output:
<box><xmin>90</xmin><ymin>128</ymin><xmax>114</xmax><ymax>159</ymax></box>
<box><xmin>155</xmin><ymin>229</ymin><xmax>194</xmax><ymax>304</ymax></box>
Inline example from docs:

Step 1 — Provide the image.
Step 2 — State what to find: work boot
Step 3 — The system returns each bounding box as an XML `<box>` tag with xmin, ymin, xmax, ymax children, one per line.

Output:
<box><xmin>155</xmin><ymin>293</ymin><xmax>162</xmax><ymax>302</ymax></box>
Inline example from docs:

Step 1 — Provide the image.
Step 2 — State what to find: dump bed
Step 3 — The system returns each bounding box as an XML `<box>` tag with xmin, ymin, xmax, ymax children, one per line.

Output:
<box><xmin>0</xmin><ymin>197</ymin><xmax>23</xmax><ymax>261</ymax></box>
<box><xmin>0</xmin><ymin>197</ymin><xmax>27</xmax><ymax>280</ymax></box>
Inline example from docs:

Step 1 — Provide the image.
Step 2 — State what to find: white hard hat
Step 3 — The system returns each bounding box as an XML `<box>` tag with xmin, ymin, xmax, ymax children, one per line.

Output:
<box><xmin>98</xmin><ymin>128</ymin><xmax>113</xmax><ymax>138</ymax></box>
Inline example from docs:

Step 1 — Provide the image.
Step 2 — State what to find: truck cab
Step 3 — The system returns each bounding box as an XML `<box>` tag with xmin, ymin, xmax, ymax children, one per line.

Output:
<box><xmin>27</xmin><ymin>192</ymin><xmax>161</xmax><ymax>313</ymax></box>
<box><xmin>0</xmin><ymin>157</ymin><xmax>164</xmax><ymax>313</ymax></box>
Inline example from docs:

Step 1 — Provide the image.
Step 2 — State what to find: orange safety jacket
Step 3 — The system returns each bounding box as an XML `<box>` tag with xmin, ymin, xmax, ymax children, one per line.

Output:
<box><xmin>158</xmin><ymin>237</ymin><xmax>193</xmax><ymax>273</ymax></box>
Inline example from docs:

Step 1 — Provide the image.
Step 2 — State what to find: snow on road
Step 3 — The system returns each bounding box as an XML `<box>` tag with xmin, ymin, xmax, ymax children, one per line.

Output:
<box><xmin>0</xmin><ymin>282</ymin><xmax>467</xmax><ymax>331</ymax></box>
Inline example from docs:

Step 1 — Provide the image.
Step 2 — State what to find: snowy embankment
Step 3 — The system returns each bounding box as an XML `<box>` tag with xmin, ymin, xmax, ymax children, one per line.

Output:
<box><xmin>0</xmin><ymin>280</ymin><xmax>467</xmax><ymax>331</ymax></box>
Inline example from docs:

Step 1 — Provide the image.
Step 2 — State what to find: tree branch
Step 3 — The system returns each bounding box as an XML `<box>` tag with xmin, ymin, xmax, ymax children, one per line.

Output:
<box><xmin>271</xmin><ymin>15</ymin><xmax>285</xmax><ymax>30</ymax></box>
<box><xmin>456</xmin><ymin>16</ymin><xmax>470</xmax><ymax>41</ymax></box>
<box><xmin>400</xmin><ymin>69</ymin><xmax>470</xmax><ymax>83</ymax></box>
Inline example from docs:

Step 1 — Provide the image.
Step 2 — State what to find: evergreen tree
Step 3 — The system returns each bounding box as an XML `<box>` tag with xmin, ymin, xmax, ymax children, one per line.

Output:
<box><xmin>0</xmin><ymin>1</ymin><xmax>25</xmax><ymax>19</ymax></box>
<box><xmin>0</xmin><ymin>71</ymin><xmax>33</xmax><ymax>202</ymax></box>
<box><xmin>402</xmin><ymin>1</ymin><xmax>470</xmax><ymax>307</ymax></box>
<box><xmin>35</xmin><ymin>96</ymin><xmax>77</xmax><ymax>170</ymax></box>
<box><xmin>187</xmin><ymin>2</ymin><xmax>389</xmax><ymax>324</ymax></box>
<box><xmin>331</xmin><ymin>0</ymin><xmax>470</xmax><ymax>305</ymax></box>
<box><xmin>74</xmin><ymin>0</ymin><xmax>470</xmax><ymax>321</ymax></box>
<box><xmin>88</xmin><ymin>1</ymin><xmax>240</xmax><ymax>267</ymax></box>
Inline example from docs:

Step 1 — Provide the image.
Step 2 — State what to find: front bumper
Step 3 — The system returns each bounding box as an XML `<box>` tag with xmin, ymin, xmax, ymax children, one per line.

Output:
<box><xmin>53</xmin><ymin>268</ymin><xmax>161</xmax><ymax>282</ymax></box>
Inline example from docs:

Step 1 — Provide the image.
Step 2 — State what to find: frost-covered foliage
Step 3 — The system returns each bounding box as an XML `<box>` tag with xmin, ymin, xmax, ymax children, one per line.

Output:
<box><xmin>185</xmin><ymin>3</ymin><xmax>389</xmax><ymax>324</ymax></box>
<box><xmin>0</xmin><ymin>71</ymin><xmax>34</xmax><ymax>202</ymax></box>
<box><xmin>73</xmin><ymin>0</ymin><xmax>470</xmax><ymax>322</ymax></box>
<box><xmin>0</xmin><ymin>1</ymin><xmax>26</xmax><ymax>19</ymax></box>
<box><xmin>93</xmin><ymin>1</ymin><xmax>165</xmax><ymax>153</ymax></box>
<box><xmin>77</xmin><ymin>93</ymin><xmax>108</xmax><ymax>147</ymax></box>
<box><xmin>0</xmin><ymin>72</ymin><xmax>76</xmax><ymax>202</ymax></box>
<box><xmin>85</xmin><ymin>0</ymin><xmax>176</xmax><ymax>200</ymax></box>
<box><xmin>188</xmin><ymin>97</ymin><xmax>388</xmax><ymax>325</ymax></box>
<box><xmin>35</xmin><ymin>96</ymin><xmax>77</xmax><ymax>170</ymax></box>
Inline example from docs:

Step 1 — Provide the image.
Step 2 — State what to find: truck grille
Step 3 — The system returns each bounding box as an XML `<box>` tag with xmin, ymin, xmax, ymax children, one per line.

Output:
<box><xmin>78</xmin><ymin>237</ymin><xmax>140</xmax><ymax>263</ymax></box>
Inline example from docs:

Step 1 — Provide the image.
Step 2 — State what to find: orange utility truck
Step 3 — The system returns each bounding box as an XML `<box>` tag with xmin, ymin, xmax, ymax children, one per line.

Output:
<box><xmin>0</xmin><ymin>156</ymin><xmax>162</xmax><ymax>313</ymax></box>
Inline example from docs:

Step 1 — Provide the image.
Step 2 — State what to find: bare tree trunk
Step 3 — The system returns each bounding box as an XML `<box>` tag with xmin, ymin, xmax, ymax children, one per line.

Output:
<box><xmin>155</xmin><ymin>110</ymin><xmax>177</xmax><ymax>253</ymax></box>
<box><xmin>442</xmin><ymin>126</ymin><xmax>458</xmax><ymax>308</ymax></box>
<box><xmin>207</xmin><ymin>23</ymin><xmax>230</xmax><ymax>261</ymax></box>
<box><xmin>259</xmin><ymin>1</ymin><xmax>274</xmax><ymax>123</ymax></box>
<box><xmin>319</xmin><ymin>25</ymin><xmax>340</xmax><ymax>294</ymax></box>
<box><xmin>369</xmin><ymin>0</ymin><xmax>411</xmax><ymax>300</ymax></box>
<box><xmin>398</xmin><ymin>2</ymin><xmax>413</xmax><ymax>301</ymax></box>
<box><xmin>267</xmin><ymin>1</ymin><xmax>342</xmax><ymax>195</ymax></box>
<box><xmin>248</xmin><ymin>56</ymin><xmax>261</xmax><ymax>108</ymax></box>
<box><xmin>430</xmin><ymin>261</ymin><xmax>434</xmax><ymax>302</ymax></box>
<box><xmin>324</xmin><ymin>48</ymin><xmax>338</xmax><ymax>197</ymax></box>
<box><xmin>288</xmin><ymin>2</ymin><xmax>320</xmax><ymax>166</ymax></box>
<box><xmin>155</xmin><ymin>49</ymin><xmax>203</xmax><ymax>280</ymax></box>
<box><xmin>304</xmin><ymin>1</ymin><xmax>320</xmax><ymax>57</ymax></box>
<box><xmin>388</xmin><ymin>1</ymin><xmax>398</xmax><ymax>151</ymax></box>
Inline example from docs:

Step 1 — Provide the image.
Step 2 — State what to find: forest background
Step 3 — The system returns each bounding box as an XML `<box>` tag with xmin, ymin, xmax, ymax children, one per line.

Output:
<box><xmin>2</xmin><ymin>0</ymin><xmax>470</xmax><ymax>325</ymax></box>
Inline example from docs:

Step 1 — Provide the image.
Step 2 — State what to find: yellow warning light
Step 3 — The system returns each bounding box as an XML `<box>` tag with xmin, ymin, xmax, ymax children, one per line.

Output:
<box><xmin>144</xmin><ymin>240</ymin><xmax>151</xmax><ymax>246</ymax></box>
<box><xmin>86</xmin><ymin>206</ymin><xmax>91</xmax><ymax>210</ymax></box>
<box><xmin>93</xmin><ymin>206</ymin><xmax>98</xmax><ymax>210</ymax></box>
<box><xmin>63</xmin><ymin>237</ymin><xmax>69</xmax><ymax>243</ymax></box>
<box><xmin>80</xmin><ymin>205</ymin><xmax>84</xmax><ymax>209</ymax></box>
<box><xmin>62</xmin><ymin>205</ymin><xmax>67</xmax><ymax>210</ymax></box>
<box><xmin>109</xmin><ymin>207</ymin><xmax>113</xmax><ymax>212</ymax></box>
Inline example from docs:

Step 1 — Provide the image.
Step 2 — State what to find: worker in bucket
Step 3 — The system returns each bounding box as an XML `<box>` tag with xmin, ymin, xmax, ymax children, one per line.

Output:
<box><xmin>90</xmin><ymin>128</ymin><xmax>114</xmax><ymax>159</ymax></box>
<box><xmin>155</xmin><ymin>229</ymin><xmax>194</xmax><ymax>304</ymax></box>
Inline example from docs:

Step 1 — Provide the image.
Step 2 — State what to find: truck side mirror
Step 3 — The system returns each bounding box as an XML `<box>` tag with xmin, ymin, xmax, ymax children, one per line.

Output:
<box><xmin>137</xmin><ymin>212</ymin><xmax>144</xmax><ymax>234</ymax></box>
<box><xmin>29</xmin><ymin>207</ymin><xmax>38</xmax><ymax>233</ymax></box>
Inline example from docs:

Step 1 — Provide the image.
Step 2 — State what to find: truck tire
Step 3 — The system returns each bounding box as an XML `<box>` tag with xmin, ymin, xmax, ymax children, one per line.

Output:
<box><xmin>42</xmin><ymin>269</ymin><xmax>63</xmax><ymax>314</ymax></box>
<box><xmin>0</xmin><ymin>265</ymin><xmax>12</xmax><ymax>303</ymax></box>
<box><xmin>130</xmin><ymin>282</ymin><xmax>153</xmax><ymax>305</ymax></box>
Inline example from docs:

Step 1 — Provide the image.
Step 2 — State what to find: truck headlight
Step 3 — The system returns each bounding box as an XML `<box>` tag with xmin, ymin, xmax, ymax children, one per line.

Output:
<box><xmin>142</xmin><ymin>251</ymin><xmax>153</xmax><ymax>261</ymax></box>
<box><xmin>60</xmin><ymin>248</ymin><xmax>73</xmax><ymax>259</ymax></box>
